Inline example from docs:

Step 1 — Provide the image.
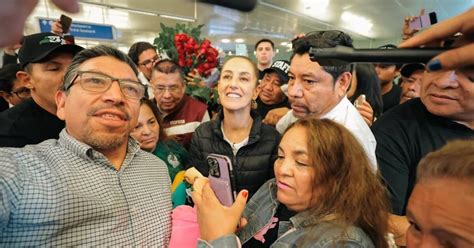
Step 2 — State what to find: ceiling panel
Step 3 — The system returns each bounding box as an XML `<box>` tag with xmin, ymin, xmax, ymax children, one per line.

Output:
<box><xmin>23</xmin><ymin>0</ymin><xmax>474</xmax><ymax>52</ymax></box>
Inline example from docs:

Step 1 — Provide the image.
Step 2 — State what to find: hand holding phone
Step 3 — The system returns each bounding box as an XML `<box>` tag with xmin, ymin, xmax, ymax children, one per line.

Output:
<box><xmin>207</xmin><ymin>154</ymin><xmax>237</xmax><ymax>207</ymax></box>
<box><xmin>408</xmin><ymin>12</ymin><xmax>437</xmax><ymax>31</ymax></box>
<box><xmin>354</xmin><ymin>94</ymin><xmax>366</xmax><ymax>108</ymax></box>
<box><xmin>59</xmin><ymin>14</ymin><xmax>73</xmax><ymax>34</ymax></box>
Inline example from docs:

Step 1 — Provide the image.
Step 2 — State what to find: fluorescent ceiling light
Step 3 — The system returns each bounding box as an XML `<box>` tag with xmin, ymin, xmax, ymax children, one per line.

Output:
<box><xmin>160</xmin><ymin>14</ymin><xmax>195</xmax><ymax>22</ymax></box>
<box><xmin>221</xmin><ymin>38</ymin><xmax>231</xmax><ymax>43</ymax></box>
<box><xmin>341</xmin><ymin>11</ymin><xmax>373</xmax><ymax>36</ymax></box>
<box><xmin>234</xmin><ymin>38</ymin><xmax>244</xmax><ymax>43</ymax></box>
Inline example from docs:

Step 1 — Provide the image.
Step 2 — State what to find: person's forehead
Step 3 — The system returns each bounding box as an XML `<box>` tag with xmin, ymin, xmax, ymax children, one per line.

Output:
<box><xmin>152</xmin><ymin>72</ymin><xmax>182</xmax><ymax>85</ymax></box>
<box><xmin>290</xmin><ymin>54</ymin><xmax>325</xmax><ymax>75</ymax></box>
<box><xmin>78</xmin><ymin>56</ymin><xmax>137</xmax><ymax>79</ymax></box>
<box><xmin>257</xmin><ymin>42</ymin><xmax>273</xmax><ymax>49</ymax></box>
<box><xmin>138</xmin><ymin>48</ymin><xmax>157</xmax><ymax>59</ymax></box>
<box><xmin>223</xmin><ymin>58</ymin><xmax>254</xmax><ymax>73</ymax></box>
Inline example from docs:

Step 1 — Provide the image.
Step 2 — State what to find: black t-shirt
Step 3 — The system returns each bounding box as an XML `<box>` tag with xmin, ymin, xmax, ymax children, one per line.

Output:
<box><xmin>382</xmin><ymin>83</ymin><xmax>401</xmax><ymax>113</ymax></box>
<box><xmin>372</xmin><ymin>98</ymin><xmax>474</xmax><ymax>215</ymax></box>
<box><xmin>258</xmin><ymin>70</ymin><xmax>265</xmax><ymax>80</ymax></box>
<box><xmin>0</xmin><ymin>98</ymin><xmax>8</xmax><ymax>112</ymax></box>
<box><xmin>255</xmin><ymin>97</ymin><xmax>291</xmax><ymax>120</ymax></box>
<box><xmin>0</xmin><ymin>98</ymin><xmax>65</xmax><ymax>147</ymax></box>
<box><xmin>244</xmin><ymin>204</ymin><xmax>296</xmax><ymax>248</ymax></box>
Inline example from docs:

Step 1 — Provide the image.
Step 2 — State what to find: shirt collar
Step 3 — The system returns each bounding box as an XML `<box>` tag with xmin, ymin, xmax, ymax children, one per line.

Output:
<box><xmin>58</xmin><ymin>129</ymin><xmax>141</xmax><ymax>168</ymax></box>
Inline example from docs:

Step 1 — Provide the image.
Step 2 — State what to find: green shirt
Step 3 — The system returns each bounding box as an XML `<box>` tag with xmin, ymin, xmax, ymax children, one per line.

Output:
<box><xmin>152</xmin><ymin>140</ymin><xmax>188</xmax><ymax>182</ymax></box>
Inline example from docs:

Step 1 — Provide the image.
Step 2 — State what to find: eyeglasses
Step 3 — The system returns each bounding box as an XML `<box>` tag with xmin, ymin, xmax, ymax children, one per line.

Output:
<box><xmin>150</xmin><ymin>84</ymin><xmax>182</xmax><ymax>95</ymax></box>
<box><xmin>11</xmin><ymin>87</ymin><xmax>31</xmax><ymax>99</ymax></box>
<box><xmin>67</xmin><ymin>71</ymin><xmax>145</xmax><ymax>100</ymax></box>
<box><xmin>138</xmin><ymin>55</ymin><xmax>160</xmax><ymax>67</ymax></box>
<box><xmin>292</xmin><ymin>30</ymin><xmax>353</xmax><ymax>50</ymax></box>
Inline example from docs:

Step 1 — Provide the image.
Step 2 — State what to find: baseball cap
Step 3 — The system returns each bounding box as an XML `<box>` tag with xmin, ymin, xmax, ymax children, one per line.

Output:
<box><xmin>400</xmin><ymin>63</ymin><xmax>425</xmax><ymax>78</ymax></box>
<box><xmin>18</xmin><ymin>32</ymin><xmax>83</xmax><ymax>68</ymax></box>
<box><xmin>262</xmin><ymin>60</ymin><xmax>290</xmax><ymax>84</ymax></box>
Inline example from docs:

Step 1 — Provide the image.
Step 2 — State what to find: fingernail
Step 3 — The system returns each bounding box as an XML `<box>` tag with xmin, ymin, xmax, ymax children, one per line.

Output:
<box><xmin>427</xmin><ymin>59</ymin><xmax>442</xmax><ymax>72</ymax></box>
<box><xmin>242</xmin><ymin>191</ymin><xmax>248</xmax><ymax>198</ymax></box>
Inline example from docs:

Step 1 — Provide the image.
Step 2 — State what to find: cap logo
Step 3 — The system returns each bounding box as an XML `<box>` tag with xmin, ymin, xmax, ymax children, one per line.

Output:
<box><xmin>272</xmin><ymin>61</ymin><xmax>290</xmax><ymax>74</ymax></box>
<box><xmin>39</xmin><ymin>36</ymin><xmax>66</xmax><ymax>45</ymax></box>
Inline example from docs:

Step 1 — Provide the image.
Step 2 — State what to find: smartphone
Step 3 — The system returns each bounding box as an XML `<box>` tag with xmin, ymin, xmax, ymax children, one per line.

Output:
<box><xmin>409</xmin><ymin>12</ymin><xmax>437</xmax><ymax>31</ymax></box>
<box><xmin>355</xmin><ymin>94</ymin><xmax>366</xmax><ymax>107</ymax></box>
<box><xmin>207</xmin><ymin>154</ymin><xmax>237</xmax><ymax>207</ymax></box>
<box><xmin>60</xmin><ymin>14</ymin><xmax>73</xmax><ymax>34</ymax></box>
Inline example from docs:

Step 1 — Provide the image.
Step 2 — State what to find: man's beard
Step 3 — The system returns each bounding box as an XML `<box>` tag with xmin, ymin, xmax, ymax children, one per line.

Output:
<box><xmin>83</xmin><ymin>128</ymin><xmax>129</xmax><ymax>153</ymax></box>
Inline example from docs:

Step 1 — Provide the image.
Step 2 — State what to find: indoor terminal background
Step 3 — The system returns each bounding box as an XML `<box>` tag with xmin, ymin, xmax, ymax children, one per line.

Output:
<box><xmin>1</xmin><ymin>0</ymin><xmax>472</xmax><ymax>63</ymax></box>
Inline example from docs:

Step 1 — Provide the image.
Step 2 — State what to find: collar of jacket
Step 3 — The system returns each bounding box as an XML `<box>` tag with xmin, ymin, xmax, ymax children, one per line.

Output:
<box><xmin>211</xmin><ymin>109</ymin><xmax>263</xmax><ymax>146</ymax></box>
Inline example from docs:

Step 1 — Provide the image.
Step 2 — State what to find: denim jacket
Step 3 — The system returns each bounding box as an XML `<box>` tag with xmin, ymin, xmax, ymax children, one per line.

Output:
<box><xmin>198</xmin><ymin>179</ymin><xmax>375</xmax><ymax>248</ymax></box>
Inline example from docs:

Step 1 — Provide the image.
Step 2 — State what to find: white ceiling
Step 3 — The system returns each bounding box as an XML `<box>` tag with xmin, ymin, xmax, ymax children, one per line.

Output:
<box><xmin>24</xmin><ymin>0</ymin><xmax>473</xmax><ymax>53</ymax></box>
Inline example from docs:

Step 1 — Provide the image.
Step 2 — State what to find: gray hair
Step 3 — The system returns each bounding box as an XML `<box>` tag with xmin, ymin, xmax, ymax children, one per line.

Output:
<box><xmin>417</xmin><ymin>139</ymin><xmax>474</xmax><ymax>183</ymax></box>
<box><xmin>61</xmin><ymin>45</ymin><xmax>139</xmax><ymax>91</ymax></box>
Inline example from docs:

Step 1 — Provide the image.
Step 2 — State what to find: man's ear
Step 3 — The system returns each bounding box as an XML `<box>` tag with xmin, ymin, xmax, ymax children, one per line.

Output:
<box><xmin>55</xmin><ymin>90</ymin><xmax>67</xmax><ymax>121</ymax></box>
<box><xmin>16</xmin><ymin>71</ymin><xmax>33</xmax><ymax>90</ymax></box>
<box><xmin>336</xmin><ymin>71</ymin><xmax>352</xmax><ymax>96</ymax></box>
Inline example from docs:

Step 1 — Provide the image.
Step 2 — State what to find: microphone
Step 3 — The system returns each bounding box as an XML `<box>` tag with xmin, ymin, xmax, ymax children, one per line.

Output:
<box><xmin>197</xmin><ymin>0</ymin><xmax>257</xmax><ymax>12</ymax></box>
<box><xmin>309</xmin><ymin>45</ymin><xmax>449</xmax><ymax>64</ymax></box>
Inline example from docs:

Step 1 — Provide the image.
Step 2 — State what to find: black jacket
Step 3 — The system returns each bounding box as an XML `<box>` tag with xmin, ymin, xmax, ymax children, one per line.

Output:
<box><xmin>188</xmin><ymin>110</ymin><xmax>280</xmax><ymax>197</ymax></box>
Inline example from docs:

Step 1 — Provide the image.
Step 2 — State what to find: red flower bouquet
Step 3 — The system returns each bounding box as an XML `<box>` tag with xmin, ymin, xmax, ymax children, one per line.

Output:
<box><xmin>155</xmin><ymin>23</ymin><xmax>218</xmax><ymax>77</ymax></box>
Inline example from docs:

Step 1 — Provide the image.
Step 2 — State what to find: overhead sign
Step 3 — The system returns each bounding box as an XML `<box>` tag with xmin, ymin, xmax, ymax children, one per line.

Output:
<box><xmin>38</xmin><ymin>18</ymin><xmax>115</xmax><ymax>41</ymax></box>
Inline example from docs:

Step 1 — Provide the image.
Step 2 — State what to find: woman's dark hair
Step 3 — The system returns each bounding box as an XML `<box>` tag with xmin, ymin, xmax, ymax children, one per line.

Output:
<box><xmin>128</xmin><ymin>41</ymin><xmax>156</xmax><ymax>65</ymax></box>
<box><xmin>285</xmin><ymin>118</ymin><xmax>390</xmax><ymax>248</ymax></box>
<box><xmin>349</xmin><ymin>64</ymin><xmax>384</xmax><ymax>119</ymax></box>
<box><xmin>140</xmin><ymin>98</ymin><xmax>167</xmax><ymax>142</ymax></box>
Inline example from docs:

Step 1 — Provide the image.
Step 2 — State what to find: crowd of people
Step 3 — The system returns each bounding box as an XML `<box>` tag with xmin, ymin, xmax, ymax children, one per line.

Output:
<box><xmin>0</xmin><ymin>2</ymin><xmax>473</xmax><ymax>247</ymax></box>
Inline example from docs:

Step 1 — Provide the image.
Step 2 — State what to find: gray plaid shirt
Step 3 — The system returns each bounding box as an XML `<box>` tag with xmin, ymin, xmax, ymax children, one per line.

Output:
<box><xmin>0</xmin><ymin>129</ymin><xmax>172</xmax><ymax>246</ymax></box>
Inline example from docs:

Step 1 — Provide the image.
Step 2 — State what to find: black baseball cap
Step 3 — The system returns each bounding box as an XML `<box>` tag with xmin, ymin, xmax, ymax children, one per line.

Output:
<box><xmin>401</xmin><ymin>63</ymin><xmax>425</xmax><ymax>78</ymax></box>
<box><xmin>18</xmin><ymin>32</ymin><xmax>83</xmax><ymax>68</ymax></box>
<box><xmin>262</xmin><ymin>60</ymin><xmax>290</xmax><ymax>84</ymax></box>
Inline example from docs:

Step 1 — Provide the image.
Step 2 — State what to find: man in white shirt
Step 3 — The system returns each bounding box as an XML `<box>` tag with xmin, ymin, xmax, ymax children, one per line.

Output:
<box><xmin>276</xmin><ymin>31</ymin><xmax>377</xmax><ymax>169</ymax></box>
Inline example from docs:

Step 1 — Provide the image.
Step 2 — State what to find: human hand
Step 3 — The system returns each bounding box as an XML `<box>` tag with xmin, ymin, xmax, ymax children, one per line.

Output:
<box><xmin>192</xmin><ymin>178</ymin><xmax>248</xmax><ymax>242</ymax></box>
<box><xmin>0</xmin><ymin>0</ymin><xmax>79</xmax><ymax>47</ymax></box>
<box><xmin>389</xmin><ymin>214</ymin><xmax>410</xmax><ymax>246</ymax></box>
<box><xmin>3</xmin><ymin>43</ymin><xmax>22</xmax><ymax>55</ymax></box>
<box><xmin>402</xmin><ymin>9</ymin><xmax>425</xmax><ymax>40</ymax></box>
<box><xmin>262</xmin><ymin>107</ymin><xmax>290</xmax><ymax>126</ymax></box>
<box><xmin>185</xmin><ymin>69</ymin><xmax>206</xmax><ymax>87</ymax></box>
<box><xmin>51</xmin><ymin>20</ymin><xmax>64</xmax><ymax>35</ymax></box>
<box><xmin>355</xmin><ymin>99</ymin><xmax>374</xmax><ymax>126</ymax></box>
<box><xmin>400</xmin><ymin>7</ymin><xmax>474</xmax><ymax>71</ymax></box>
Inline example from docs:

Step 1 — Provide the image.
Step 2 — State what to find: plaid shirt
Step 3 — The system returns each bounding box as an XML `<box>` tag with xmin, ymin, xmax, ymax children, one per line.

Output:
<box><xmin>0</xmin><ymin>130</ymin><xmax>172</xmax><ymax>246</ymax></box>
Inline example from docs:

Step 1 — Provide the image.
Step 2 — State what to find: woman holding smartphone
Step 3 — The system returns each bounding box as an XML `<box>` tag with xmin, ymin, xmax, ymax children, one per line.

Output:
<box><xmin>193</xmin><ymin>118</ymin><xmax>390</xmax><ymax>247</ymax></box>
<box><xmin>188</xmin><ymin>56</ymin><xmax>280</xmax><ymax>198</ymax></box>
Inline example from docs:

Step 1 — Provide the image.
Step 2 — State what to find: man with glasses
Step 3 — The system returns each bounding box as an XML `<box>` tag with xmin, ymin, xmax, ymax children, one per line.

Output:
<box><xmin>0</xmin><ymin>63</ymin><xmax>30</xmax><ymax>108</ymax></box>
<box><xmin>128</xmin><ymin>41</ymin><xmax>160</xmax><ymax>83</ymax></box>
<box><xmin>275</xmin><ymin>30</ymin><xmax>377</xmax><ymax>170</ymax></box>
<box><xmin>0</xmin><ymin>32</ymin><xmax>83</xmax><ymax>147</ymax></box>
<box><xmin>0</xmin><ymin>45</ymin><xmax>172</xmax><ymax>246</ymax></box>
<box><xmin>150</xmin><ymin>59</ymin><xmax>209</xmax><ymax>149</ymax></box>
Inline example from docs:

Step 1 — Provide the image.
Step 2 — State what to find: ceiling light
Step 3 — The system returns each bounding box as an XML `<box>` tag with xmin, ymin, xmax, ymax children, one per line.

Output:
<box><xmin>235</xmin><ymin>38</ymin><xmax>245</xmax><ymax>43</ymax></box>
<box><xmin>221</xmin><ymin>38</ymin><xmax>231</xmax><ymax>43</ymax></box>
<box><xmin>280</xmin><ymin>41</ymin><xmax>288</xmax><ymax>46</ymax></box>
<box><xmin>341</xmin><ymin>11</ymin><xmax>373</xmax><ymax>36</ymax></box>
<box><xmin>159</xmin><ymin>14</ymin><xmax>195</xmax><ymax>22</ymax></box>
